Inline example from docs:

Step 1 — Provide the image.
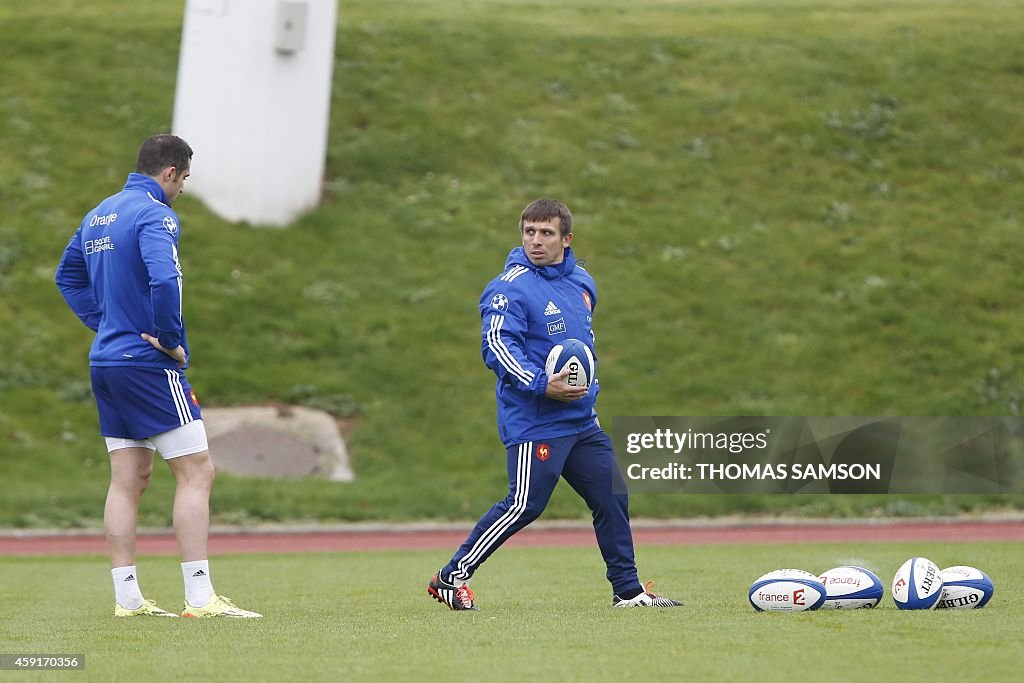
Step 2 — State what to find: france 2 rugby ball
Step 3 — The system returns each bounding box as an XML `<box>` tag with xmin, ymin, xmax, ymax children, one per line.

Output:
<box><xmin>749</xmin><ymin>569</ymin><xmax>826</xmax><ymax>612</ymax></box>
<box><xmin>892</xmin><ymin>557</ymin><xmax>943</xmax><ymax>610</ymax></box>
<box><xmin>754</xmin><ymin>569</ymin><xmax>821</xmax><ymax>583</ymax></box>
<box><xmin>817</xmin><ymin>566</ymin><xmax>883</xmax><ymax>609</ymax></box>
<box><xmin>937</xmin><ymin>566</ymin><xmax>994</xmax><ymax>610</ymax></box>
<box><xmin>544</xmin><ymin>338</ymin><xmax>595</xmax><ymax>388</ymax></box>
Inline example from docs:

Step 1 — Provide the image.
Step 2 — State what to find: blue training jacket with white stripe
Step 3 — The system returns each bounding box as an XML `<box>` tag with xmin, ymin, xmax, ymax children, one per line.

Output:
<box><xmin>479</xmin><ymin>246</ymin><xmax>600</xmax><ymax>447</ymax></box>
<box><xmin>56</xmin><ymin>173</ymin><xmax>189</xmax><ymax>369</ymax></box>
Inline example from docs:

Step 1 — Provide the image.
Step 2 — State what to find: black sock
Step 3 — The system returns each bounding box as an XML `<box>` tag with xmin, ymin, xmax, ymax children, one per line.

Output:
<box><xmin>618</xmin><ymin>587</ymin><xmax>643</xmax><ymax>600</ymax></box>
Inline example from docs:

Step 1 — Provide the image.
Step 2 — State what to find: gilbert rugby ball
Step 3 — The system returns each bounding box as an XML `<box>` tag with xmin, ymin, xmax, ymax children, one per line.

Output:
<box><xmin>749</xmin><ymin>569</ymin><xmax>826</xmax><ymax>612</ymax></box>
<box><xmin>544</xmin><ymin>338</ymin><xmax>595</xmax><ymax>388</ymax></box>
<box><xmin>817</xmin><ymin>566</ymin><xmax>883</xmax><ymax>609</ymax></box>
<box><xmin>892</xmin><ymin>557</ymin><xmax>943</xmax><ymax>610</ymax></box>
<box><xmin>937</xmin><ymin>566</ymin><xmax>993</xmax><ymax>610</ymax></box>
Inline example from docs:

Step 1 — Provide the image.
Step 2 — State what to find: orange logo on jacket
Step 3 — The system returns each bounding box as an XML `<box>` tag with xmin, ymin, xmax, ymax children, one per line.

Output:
<box><xmin>537</xmin><ymin>443</ymin><xmax>551</xmax><ymax>461</ymax></box>
<box><xmin>190</xmin><ymin>389</ymin><xmax>200</xmax><ymax>407</ymax></box>
<box><xmin>582</xmin><ymin>291</ymin><xmax>592</xmax><ymax>311</ymax></box>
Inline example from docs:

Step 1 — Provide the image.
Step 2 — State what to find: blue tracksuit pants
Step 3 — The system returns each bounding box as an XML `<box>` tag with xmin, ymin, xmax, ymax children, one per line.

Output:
<box><xmin>442</xmin><ymin>426</ymin><xmax>642</xmax><ymax>596</ymax></box>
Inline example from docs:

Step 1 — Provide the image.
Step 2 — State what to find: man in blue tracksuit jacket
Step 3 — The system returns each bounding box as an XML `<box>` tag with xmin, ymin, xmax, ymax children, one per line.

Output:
<box><xmin>55</xmin><ymin>134</ymin><xmax>260</xmax><ymax>619</ymax></box>
<box><xmin>428</xmin><ymin>198</ymin><xmax>682</xmax><ymax>610</ymax></box>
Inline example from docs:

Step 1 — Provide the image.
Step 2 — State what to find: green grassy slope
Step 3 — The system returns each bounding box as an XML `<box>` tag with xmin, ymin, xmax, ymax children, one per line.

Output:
<box><xmin>2</xmin><ymin>0</ymin><xmax>1023</xmax><ymax>526</ymax></box>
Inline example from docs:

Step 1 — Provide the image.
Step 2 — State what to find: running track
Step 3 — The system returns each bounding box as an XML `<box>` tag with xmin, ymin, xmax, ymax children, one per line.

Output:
<box><xmin>2</xmin><ymin>518</ymin><xmax>1022</xmax><ymax>556</ymax></box>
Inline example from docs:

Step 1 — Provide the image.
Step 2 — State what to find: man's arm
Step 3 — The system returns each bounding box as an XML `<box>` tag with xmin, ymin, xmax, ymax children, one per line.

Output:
<box><xmin>137</xmin><ymin>208</ymin><xmax>185</xmax><ymax>352</ymax></box>
<box><xmin>55</xmin><ymin>230</ymin><xmax>101</xmax><ymax>331</ymax></box>
<box><xmin>479</xmin><ymin>286</ymin><xmax>549</xmax><ymax>397</ymax></box>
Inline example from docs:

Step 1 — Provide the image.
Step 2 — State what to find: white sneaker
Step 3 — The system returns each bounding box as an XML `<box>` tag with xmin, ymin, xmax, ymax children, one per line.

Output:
<box><xmin>613</xmin><ymin>580</ymin><xmax>683</xmax><ymax>608</ymax></box>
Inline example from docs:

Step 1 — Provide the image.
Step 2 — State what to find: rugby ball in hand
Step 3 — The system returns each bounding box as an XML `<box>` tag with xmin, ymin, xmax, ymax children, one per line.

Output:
<box><xmin>937</xmin><ymin>566</ymin><xmax>993</xmax><ymax>609</ymax></box>
<box><xmin>892</xmin><ymin>557</ymin><xmax>943</xmax><ymax>610</ymax></box>
<box><xmin>544</xmin><ymin>338</ymin><xmax>595</xmax><ymax>388</ymax></box>
<box><xmin>749</xmin><ymin>569</ymin><xmax>826</xmax><ymax>612</ymax></box>
<box><xmin>817</xmin><ymin>566</ymin><xmax>883</xmax><ymax>609</ymax></box>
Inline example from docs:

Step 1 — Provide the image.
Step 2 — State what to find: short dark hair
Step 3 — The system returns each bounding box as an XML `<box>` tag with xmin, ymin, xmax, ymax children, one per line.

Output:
<box><xmin>136</xmin><ymin>134</ymin><xmax>193</xmax><ymax>178</ymax></box>
<box><xmin>520</xmin><ymin>198</ymin><xmax>573</xmax><ymax>236</ymax></box>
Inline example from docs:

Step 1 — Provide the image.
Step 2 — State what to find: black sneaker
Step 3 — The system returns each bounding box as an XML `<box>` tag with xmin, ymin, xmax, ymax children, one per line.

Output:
<box><xmin>612</xmin><ymin>580</ymin><xmax>684</xmax><ymax>608</ymax></box>
<box><xmin>428</xmin><ymin>571</ymin><xmax>478</xmax><ymax>611</ymax></box>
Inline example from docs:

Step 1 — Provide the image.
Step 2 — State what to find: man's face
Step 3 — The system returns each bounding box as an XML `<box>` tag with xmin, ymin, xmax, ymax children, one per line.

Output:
<box><xmin>522</xmin><ymin>217</ymin><xmax>572</xmax><ymax>266</ymax></box>
<box><xmin>163</xmin><ymin>166</ymin><xmax>190</xmax><ymax>205</ymax></box>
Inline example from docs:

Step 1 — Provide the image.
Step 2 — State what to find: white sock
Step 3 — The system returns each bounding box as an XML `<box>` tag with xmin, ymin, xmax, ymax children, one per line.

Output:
<box><xmin>181</xmin><ymin>560</ymin><xmax>215</xmax><ymax>608</ymax></box>
<box><xmin>112</xmin><ymin>565</ymin><xmax>144</xmax><ymax>610</ymax></box>
<box><xmin>445</xmin><ymin>572</ymin><xmax>470</xmax><ymax>587</ymax></box>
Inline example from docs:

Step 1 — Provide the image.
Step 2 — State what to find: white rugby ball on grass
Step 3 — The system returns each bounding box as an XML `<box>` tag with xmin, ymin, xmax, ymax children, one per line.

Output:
<box><xmin>544</xmin><ymin>338</ymin><xmax>595</xmax><ymax>388</ymax></box>
<box><xmin>754</xmin><ymin>568</ymin><xmax>822</xmax><ymax>583</ymax></box>
<box><xmin>817</xmin><ymin>566</ymin><xmax>883</xmax><ymax>609</ymax></box>
<box><xmin>892</xmin><ymin>557</ymin><xmax>943</xmax><ymax>610</ymax></box>
<box><xmin>749</xmin><ymin>569</ymin><xmax>826</xmax><ymax>612</ymax></box>
<box><xmin>937</xmin><ymin>566</ymin><xmax>993</xmax><ymax>609</ymax></box>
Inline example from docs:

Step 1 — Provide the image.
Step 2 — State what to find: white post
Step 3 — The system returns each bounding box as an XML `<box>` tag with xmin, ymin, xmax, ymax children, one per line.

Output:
<box><xmin>172</xmin><ymin>0</ymin><xmax>338</xmax><ymax>227</ymax></box>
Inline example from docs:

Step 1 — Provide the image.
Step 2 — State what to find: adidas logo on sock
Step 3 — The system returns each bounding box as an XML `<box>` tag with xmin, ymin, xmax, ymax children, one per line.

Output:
<box><xmin>544</xmin><ymin>301</ymin><xmax>561</xmax><ymax>316</ymax></box>
<box><xmin>124</xmin><ymin>574</ymin><xmax>136</xmax><ymax>582</ymax></box>
<box><xmin>192</xmin><ymin>570</ymin><xmax>207</xmax><ymax>577</ymax></box>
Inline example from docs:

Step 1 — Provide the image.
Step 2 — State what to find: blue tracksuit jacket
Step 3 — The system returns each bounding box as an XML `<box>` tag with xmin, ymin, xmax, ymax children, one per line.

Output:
<box><xmin>479</xmin><ymin>246</ymin><xmax>600</xmax><ymax>446</ymax></box>
<box><xmin>55</xmin><ymin>173</ymin><xmax>189</xmax><ymax>368</ymax></box>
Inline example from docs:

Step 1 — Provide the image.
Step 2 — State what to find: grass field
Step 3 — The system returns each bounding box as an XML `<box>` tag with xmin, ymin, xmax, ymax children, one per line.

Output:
<box><xmin>3</xmin><ymin>0</ymin><xmax>1024</xmax><ymax>525</ymax></box>
<box><xmin>1</xmin><ymin>541</ymin><xmax>1020</xmax><ymax>682</ymax></box>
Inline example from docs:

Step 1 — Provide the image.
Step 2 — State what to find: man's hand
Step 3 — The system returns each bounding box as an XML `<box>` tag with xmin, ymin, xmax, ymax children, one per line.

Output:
<box><xmin>141</xmin><ymin>333</ymin><xmax>186</xmax><ymax>368</ymax></box>
<box><xmin>545</xmin><ymin>369</ymin><xmax>588</xmax><ymax>402</ymax></box>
